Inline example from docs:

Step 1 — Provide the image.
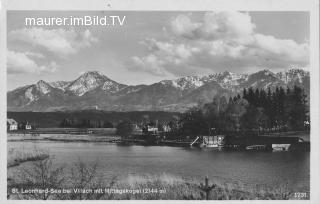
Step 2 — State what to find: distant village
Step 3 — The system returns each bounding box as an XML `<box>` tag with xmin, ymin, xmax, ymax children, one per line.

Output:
<box><xmin>7</xmin><ymin>118</ymin><xmax>34</xmax><ymax>131</ymax></box>
<box><xmin>6</xmin><ymin>86</ymin><xmax>310</xmax><ymax>151</ymax></box>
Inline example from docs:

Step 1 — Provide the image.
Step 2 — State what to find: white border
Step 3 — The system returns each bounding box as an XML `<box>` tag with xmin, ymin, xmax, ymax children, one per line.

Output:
<box><xmin>0</xmin><ymin>0</ymin><xmax>319</xmax><ymax>204</ymax></box>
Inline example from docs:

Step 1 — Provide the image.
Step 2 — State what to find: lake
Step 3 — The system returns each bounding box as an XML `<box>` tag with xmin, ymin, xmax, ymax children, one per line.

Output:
<box><xmin>8</xmin><ymin>140</ymin><xmax>310</xmax><ymax>192</ymax></box>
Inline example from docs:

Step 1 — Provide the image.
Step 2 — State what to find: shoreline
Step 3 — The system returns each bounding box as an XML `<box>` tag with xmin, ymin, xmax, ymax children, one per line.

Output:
<box><xmin>7</xmin><ymin>153</ymin><xmax>49</xmax><ymax>168</ymax></box>
<box><xmin>7</xmin><ymin>140</ymin><xmax>310</xmax><ymax>200</ymax></box>
<box><xmin>7</xmin><ymin>131</ymin><xmax>310</xmax><ymax>151</ymax></box>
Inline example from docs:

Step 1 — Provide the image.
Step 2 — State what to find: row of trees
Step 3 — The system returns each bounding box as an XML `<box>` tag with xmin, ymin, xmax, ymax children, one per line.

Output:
<box><xmin>60</xmin><ymin>118</ymin><xmax>114</xmax><ymax>128</ymax></box>
<box><xmin>242</xmin><ymin>86</ymin><xmax>308</xmax><ymax>131</ymax></box>
<box><xmin>176</xmin><ymin>86</ymin><xmax>309</xmax><ymax>138</ymax></box>
<box><xmin>113</xmin><ymin>86</ymin><xmax>309</xmax><ymax>139</ymax></box>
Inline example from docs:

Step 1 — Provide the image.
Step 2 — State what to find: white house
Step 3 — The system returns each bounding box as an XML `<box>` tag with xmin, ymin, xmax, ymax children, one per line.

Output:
<box><xmin>132</xmin><ymin>124</ymin><xmax>143</xmax><ymax>134</ymax></box>
<box><xmin>25</xmin><ymin>122</ymin><xmax>32</xmax><ymax>130</ymax></box>
<box><xmin>7</xmin><ymin>119</ymin><xmax>18</xmax><ymax>131</ymax></box>
<box><xmin>162</xmin><ymin>124</ymin><xmax>172</xmax><ymax>132</ymax></box>
<box><xmin>146</xmin><ymin>125</ymin><xmax>158</xmax><ymax>134</ymax></box>
<box><xmin>142</xmin><ymin>124</ymin><xmax>158</xmax><ymax>134</ymax></box>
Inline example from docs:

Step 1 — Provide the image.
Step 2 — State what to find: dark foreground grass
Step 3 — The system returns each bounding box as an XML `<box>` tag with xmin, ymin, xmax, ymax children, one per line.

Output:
<box><xmin>7</xmin><ymin>148</ymin><xmax>49</xmax><ymax>168</ymax></box>
<box><xmin>107</xmin><ymin>175</ymin><xmax>307</xmax><ymax>200</ymax></box>
<box><xmin>7</xmin><ymin>158</ymin><xmax>309</xmax><ymax>200</ymax></box>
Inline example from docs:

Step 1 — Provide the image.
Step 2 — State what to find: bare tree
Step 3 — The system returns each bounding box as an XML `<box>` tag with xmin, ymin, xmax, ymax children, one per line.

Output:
<box><xmin>15</xmin><ymin>158</ymin><xmax>65</xmax><ymax>200</ymax></box>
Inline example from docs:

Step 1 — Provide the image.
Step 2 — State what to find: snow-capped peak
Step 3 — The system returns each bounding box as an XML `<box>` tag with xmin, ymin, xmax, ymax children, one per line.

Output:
<box><xmin>162</xmin><ymin>71</ymin><xmax>250</xmax><ymax>90</ymax></box>
<box><xmin>276</xmin><ymin>69</ymin><xmax>309</xmax><ymax>84</ymax></box>
<box><xmin>35</xmin><ymin>80</ymin><xmax>52</xmax><ymax>94</ymax></box>
<box><xmin>248</xmin><ymin>70</ymin><xmax>278</xmax><ymax>80</ymax></box>
<box><xmin>67</xmin><ymin>71</ymin><xmax>109</xmax><ymax>96</ymax></box>
<box><xmin>49</xmin><ymin>81</ymin><xmax>71</xmax><ymax>91</ymax></box>
<box><xmin>81</xmin><ymin>71</ymin><xmax>105</xmax><ymax>78</ymax></box>
<box><xmin>102</xmin><ymin>80</ymin><xmax>126</xmax><ymax>93</ymax></box>
<box><xmin>161</xmin><ymin>76</ymin><xmax>204</xmax><ymax>90</ymax></box>
<box><xmin>65</xmin><ymin>71</ymin><xmax>126</xmax><ymax>96</ymax></box>
<box><xmin>220</xmin><ymin>71</ymin><xmax>245</xmax><ymax>82</ymax></box>
<box><xmin>24</xmin><ymin>87</ymin><xmax>37</xmax><ymax>103</ymax></box>
<box><xmin>201</xmin><ymin>71</ymin><xmax>248</xmax><ymax>89</ymax></box>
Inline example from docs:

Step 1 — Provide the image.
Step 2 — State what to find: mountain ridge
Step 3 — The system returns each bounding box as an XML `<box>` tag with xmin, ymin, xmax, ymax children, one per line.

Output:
<box><xmin>7</xmin><ymin>69</ymin><xmax>310</xmax><ymax>112</ymax></box>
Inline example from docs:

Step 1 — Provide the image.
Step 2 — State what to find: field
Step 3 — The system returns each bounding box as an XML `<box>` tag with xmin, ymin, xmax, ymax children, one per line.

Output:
<box><xmin>7</xmin><ymin>111</ymin><xmax>180</xmax><ymax>128</ymax></box>
<box><xmin>8</xmin><ymin>132</ymin><xmax>120</xmax><ymax>143</ymax></box>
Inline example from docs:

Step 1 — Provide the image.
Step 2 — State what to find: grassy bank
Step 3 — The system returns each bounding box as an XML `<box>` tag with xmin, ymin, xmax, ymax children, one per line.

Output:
<box><xmin>7</xmin><ymin>158</ymin><xmax>308</xmax><ymax>200</ymax></box>
<box><xmin>107</xmin><ymin>174</ymin><xmax>303</xmax><ymax>200</ymax></box>
<box><xmin>7</xmin><ymin>133</ymin><xmax>120</xmax><ymax>143</ymax></box>
<box><xmin>7</xmin><ymin>148</ymin><xmax>49</xmax><ymax>168</ymax></box>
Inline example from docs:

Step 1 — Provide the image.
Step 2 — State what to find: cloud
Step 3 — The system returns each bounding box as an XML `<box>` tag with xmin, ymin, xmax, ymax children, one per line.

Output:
<box><xmin>24</xmin><ymin>51</ymin><xmax>45</xmax><ymax>58</ymax></box>
<box><xmin>8</xmin><ymin>28</ymin><xmax>96</xmax><ymax>76</ymax></box>
<box><xmin>130</xmin><ymin>39</ymin><xmax>203</xmax><ymax>76</ymax></box>
<box><xmin>252</xmin><ymin>34</ymin><xmax>308</xmax><ymax>63</ymax></box>
<box><xmin>171</xmin><ymin>11</ymin><xmax>255</xmax><ymax>43</ymax></box>
<box><xmin>9</xmin><ymin>28</ymin><xmax>97</xmax><ymax>57</ymax></box>
<box><xmin>7</xmin><ymin>50</ymin><xmax>58</xmax><ymax>74</ymax></box>
<box><xmin>131</xmin><ymin>11</ymin><xmax>309</xmax><ymax>76</ymax></box>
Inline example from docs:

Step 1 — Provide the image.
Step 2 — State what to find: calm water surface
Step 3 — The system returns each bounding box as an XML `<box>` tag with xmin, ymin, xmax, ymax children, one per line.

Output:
<box><xmin>8</xmin><ymin>140</ymin><xmax>310</xmax><ymax>191</ymax></box>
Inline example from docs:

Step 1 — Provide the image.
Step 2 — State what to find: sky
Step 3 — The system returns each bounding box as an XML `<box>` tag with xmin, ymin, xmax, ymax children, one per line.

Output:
<box><xmin>7</xmin><ymin>11</ymin><xmax>309</xmax><ymax>90</ymax></box>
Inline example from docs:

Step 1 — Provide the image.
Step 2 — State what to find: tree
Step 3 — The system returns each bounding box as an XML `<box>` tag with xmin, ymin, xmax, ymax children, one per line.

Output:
<box><xmin>103</xmin><ymin>121</ymin><xmax>114</xmax><ymax>128</ymax></box>
<box><xmin>201</xmin><ymin>96</ymin><xmax>228</xmax><ymax>133</ymax></box>
<box><xmin>285</xmin><ymin>86</ymin><xmax>308</xmax><ymax>130</ymax></box>
<box><xmin>18</xmin><ymin>158</ymin><xmax>65</xmax><ymax>200</ymax></box>
<box><xmin>240</xmin><ymin>106</ymin><xmax>267</xmax><ymax>134</ymax></box>
<box><xmin>180</xmin><ymin>107</ymin><xmax>208</xmax><ymax>137</ymax></box>
<box><xmin>116</xmin><ymin>119</ymin><xmax>133</xmax><ymax>138</ymax></box>
<box><xmin>225</xmin><ymin>98</ymin><xmax>248</xmax><ymax>133</ymax></box>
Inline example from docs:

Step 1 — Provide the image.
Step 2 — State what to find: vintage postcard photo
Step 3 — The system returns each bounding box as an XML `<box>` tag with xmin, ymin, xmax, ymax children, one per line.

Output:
<box><xmin>3</xmin><ymin>0</ymin><xmax>319</xmax><ymax>202</ymax></box>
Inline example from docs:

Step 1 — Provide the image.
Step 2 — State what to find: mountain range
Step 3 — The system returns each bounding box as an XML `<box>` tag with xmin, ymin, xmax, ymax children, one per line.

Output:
<box><xmin>7</xmin><ymin>69</ymin><xmax>310</xmax><ymax>112</ymax></box>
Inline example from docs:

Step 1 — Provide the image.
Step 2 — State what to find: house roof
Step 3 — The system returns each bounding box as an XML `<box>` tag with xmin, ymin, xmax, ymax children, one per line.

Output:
<box><xmin>7</xmin><ymin>118</ymin><xmax>18</xmax><ymax>125</ymax></box>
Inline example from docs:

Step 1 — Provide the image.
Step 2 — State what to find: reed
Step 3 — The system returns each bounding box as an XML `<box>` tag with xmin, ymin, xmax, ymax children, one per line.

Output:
<box><xmin>7</xmin><ymin>158</ymin><xmax>308</xmax><ymax>200</ymax></box>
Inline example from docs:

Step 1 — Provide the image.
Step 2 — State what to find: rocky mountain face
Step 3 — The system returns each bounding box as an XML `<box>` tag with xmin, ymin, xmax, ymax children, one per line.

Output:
<box><xmin>48</xmin><ymin>71</ymin><xmax>127</xmax><ymax>96</ymax></box>
<box><xmin>7</xmin><ymin>69</ymin><xmax>310</xmax><ymax>112</ymax></box>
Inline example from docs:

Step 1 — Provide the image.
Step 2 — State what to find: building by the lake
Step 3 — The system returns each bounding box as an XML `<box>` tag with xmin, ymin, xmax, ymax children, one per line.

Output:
<box><xmin>25</xmin><ymin>122</ymin><xmax>32</xmax><ymax>130</ymax></box>
<box><xmin>7</xmin><ymin>119</ymin><xmax>18</xmax><ymax>131</ymax></box>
